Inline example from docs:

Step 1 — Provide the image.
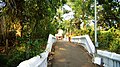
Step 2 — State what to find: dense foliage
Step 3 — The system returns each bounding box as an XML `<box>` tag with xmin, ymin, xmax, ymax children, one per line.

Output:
<box><xmin>0</xmin><ymin>0</ymin><xmax>66</xmax><ymax>67</ymax></box>
<box><xmin>98</xmin><ymin>28</ymin><xmax>120</xmax><ymax>53</ymax></box>
<box><xmin>97</xmin><ymin>0</ymin><xmax>120</xmax><ymax>29</ymax></box>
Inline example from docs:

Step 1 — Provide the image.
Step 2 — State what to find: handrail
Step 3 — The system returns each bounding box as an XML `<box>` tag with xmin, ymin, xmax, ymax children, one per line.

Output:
<box><xmin>71</xmin><ymin>35</ymin><xmax>120</xmax><ymax>67</ymax></box>
<box><xmin>71</xmin><ymin>35</ymin><xmax>95</xmax><ymax>55</ymax></box>
<box><xmin>97</xmin><ymin>50</ymin><xmax>120</xmax><ymax>61</ymax></box>
<box><xmin>17</xmin><ymin>34</ymin><xmax>57</xmax><ymax>67</ymax></box>
<box><xmin>97</xmin><ymin>50</ymin><xmax>120</xmax><ymax>67</ymax></box>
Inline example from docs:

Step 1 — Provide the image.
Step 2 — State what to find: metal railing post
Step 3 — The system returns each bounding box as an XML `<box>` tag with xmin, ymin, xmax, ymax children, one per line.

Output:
<box><xmin>94</xmin><ymin>0</ymin><xmax>98</xmax><ymax>48</ymax></box>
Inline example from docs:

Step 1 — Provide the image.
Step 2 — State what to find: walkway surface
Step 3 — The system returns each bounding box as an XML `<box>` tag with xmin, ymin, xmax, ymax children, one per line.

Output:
<box><xmin>52</xmin><ymin>40</ymin><xmax>97</xmax><ymax>67</ymax></box>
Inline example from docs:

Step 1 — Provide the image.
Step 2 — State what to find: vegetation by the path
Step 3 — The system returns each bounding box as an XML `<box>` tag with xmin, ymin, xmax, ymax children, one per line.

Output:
<box><xmin>0</xmin><ymin>0</ymin><xmax>66</xmax><ymax>67</ymax></box>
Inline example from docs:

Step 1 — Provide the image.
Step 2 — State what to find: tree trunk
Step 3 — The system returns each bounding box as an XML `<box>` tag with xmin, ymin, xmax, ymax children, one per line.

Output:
<box><xmin>0</xmin><ymin>17</ymin><xmax>5</xmax><ymax>45</ymax></box>
<box><xmin>5</xmin><ymin>39</ymin><xmax>8</xmax><ymax>54</ymax></box>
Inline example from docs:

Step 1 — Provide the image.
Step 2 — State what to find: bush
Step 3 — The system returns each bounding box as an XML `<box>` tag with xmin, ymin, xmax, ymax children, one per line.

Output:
<box><xmin>98</xmin><ymin>31</ymin><xmax>113</xmax><ymax>49</ymax></box>
<box><xmin>7</xmin><ymin>51</ymin><xmax>26</xmax><ymax>67</ymax></box>
<box><xmin>6</xmin><ymin>38</ymin><xmax>47</xmax><ymax>67</ymax></box>
<box><xmin>98</xmin><ymin>28</ymin><xmax>120</xmax><ymax>53</ymax></box>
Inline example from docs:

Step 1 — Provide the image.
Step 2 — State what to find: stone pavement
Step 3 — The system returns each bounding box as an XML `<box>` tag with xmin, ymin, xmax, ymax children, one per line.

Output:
<box><xmin>51</xmin><ymin>40</ymin><xmax>97</xmax><ymax>67</ymax></box>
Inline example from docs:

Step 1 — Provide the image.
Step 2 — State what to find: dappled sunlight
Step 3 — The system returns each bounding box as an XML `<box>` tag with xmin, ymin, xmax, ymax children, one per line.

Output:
<box><xmin>58</xmin><ymin>58</ymin><xmax>66</xmax><ymax>62</ymax></box>
<box><xmin>53</xmin><ymin>41</ymin><xmax>96</xmax><ymax>67</ymax></box>
<box><xmin>13</xmin><ymin>21</ymin><xmax>22</xmax><ymax>37</ymax></box>
<box><xmin>59</xmin><ymin>48</ymin><xmax>66</xmax><ymax>51</ymax></box>
<box><xmin>17</xmin><ymin>46</ymin><xmax>25</xmax><ymax>52</ymax></box>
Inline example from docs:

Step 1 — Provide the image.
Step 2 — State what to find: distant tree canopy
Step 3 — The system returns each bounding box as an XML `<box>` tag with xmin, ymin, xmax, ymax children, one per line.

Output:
<box><xmin>97</xmin><ymin>0</ymin><xmax>120</xmax><ymax>29</ymax></box>
<box><xmin>64</xmin><ymin>0</ymin><xmax>120</xmax><ymax>30</ymax></box>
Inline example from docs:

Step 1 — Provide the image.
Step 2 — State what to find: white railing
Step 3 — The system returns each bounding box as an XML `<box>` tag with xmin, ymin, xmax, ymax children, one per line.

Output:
<box><xmin>71</xmin><ymin>35</ymin><xmax>120</xmax><ymax>67</ymax></box>
<box><xmin>96</xmin><ymin>50</ymin><xmax>120</xmax><ymax>67</ymax></box>
<box><xmin>17</xmin><ymin>34</ymin><xmax>57</xmax><ymax>67</ymax></box>
<box><xmin>71</xmin><ymin>35</ymin><xmax>95</xmax><ymax>55</ymax></box>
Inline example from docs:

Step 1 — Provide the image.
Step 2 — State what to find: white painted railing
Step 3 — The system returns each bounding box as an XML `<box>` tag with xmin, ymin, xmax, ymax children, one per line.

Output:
<box><xmin>17</xmin><ymin>34</ymin><xmax>56</xmax><ymax>67</ymax></box>
<box><xmin>96</xmin><ymin>50</ymin><xmax>120</xmax><ymax>67</ymax></box>
<box><xmin>71</xmin><ymin>35</ymin><xmax>120</xmax><ymax>67</ymax></box>
<box><xmin>71</xmin><ymin>35</ymin><xmax>95</xmax><ymax>55</ymax></box>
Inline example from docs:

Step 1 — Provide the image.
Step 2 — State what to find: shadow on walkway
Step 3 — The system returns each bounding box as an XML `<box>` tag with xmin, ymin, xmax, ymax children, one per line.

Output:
<box><xmin>50</xmin><ymin>40</ymin><xmax>97</xmax><ymax>67</ymax></box>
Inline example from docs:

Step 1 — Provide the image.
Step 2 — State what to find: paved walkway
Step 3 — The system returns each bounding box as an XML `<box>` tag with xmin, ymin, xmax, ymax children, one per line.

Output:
<box><xmin>52</xmin><ymin>41</ymin><xmax>97</xmax><ymax>67</ymax></box>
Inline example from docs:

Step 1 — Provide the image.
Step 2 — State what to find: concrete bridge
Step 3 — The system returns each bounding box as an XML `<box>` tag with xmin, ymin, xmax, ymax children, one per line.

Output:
<box><xmin>18</xmin><ymin>34</ymin><xmax>120</xmax><ymax>67</ymax></box>
<box><xmin>51</xmin><ymin>40</ymin><xmax>96</xmax><ymax>67</ymax></box>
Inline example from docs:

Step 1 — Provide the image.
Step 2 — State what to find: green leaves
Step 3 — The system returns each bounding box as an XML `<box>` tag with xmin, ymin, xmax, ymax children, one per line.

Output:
<box><xmin>0</xmin><ymin>0</ymin><xmax>64</xmax><ymax>66</ymax></box>
<box><xmin>97</xmin><ymin>1</ymin><xmax>120</xmax><ymax>29</ymax></box>
<box><xmin>97</xmin><ymin>28</ymin><xmax>120</xmax><ymax>53</ymax></box>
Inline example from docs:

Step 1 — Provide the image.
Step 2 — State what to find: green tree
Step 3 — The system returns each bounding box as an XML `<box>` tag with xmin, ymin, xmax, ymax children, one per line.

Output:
<box><xmin>0</xmin><ymin>0</ymin><xmax>65</xmax><ymax>66</ymax></box>
<box><xmin>97</xmin><ymin>0</ymin><xmax>120</xmax><ymax>29</ymax></box>
<box><xmin>71</xmin><ymin>0</ymin><xmax>94</xmax><ymax>29</ymax></box>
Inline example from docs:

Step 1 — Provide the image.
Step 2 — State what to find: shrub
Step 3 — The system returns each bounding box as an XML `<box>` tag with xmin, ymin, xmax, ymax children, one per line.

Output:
<box><xmin>98</xmin><ymin>28</ymin><xmax>120</xmax><ymax>53</ymax></box>
<box><xmin>6</xmin><ymin>38</ymin><xmax>47</xmax><ymax>67</ymax></box>
<box><xmin>7</xmin><ymin>51</ymin><xmax>26</xmax><ymax>67</ymax></box>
